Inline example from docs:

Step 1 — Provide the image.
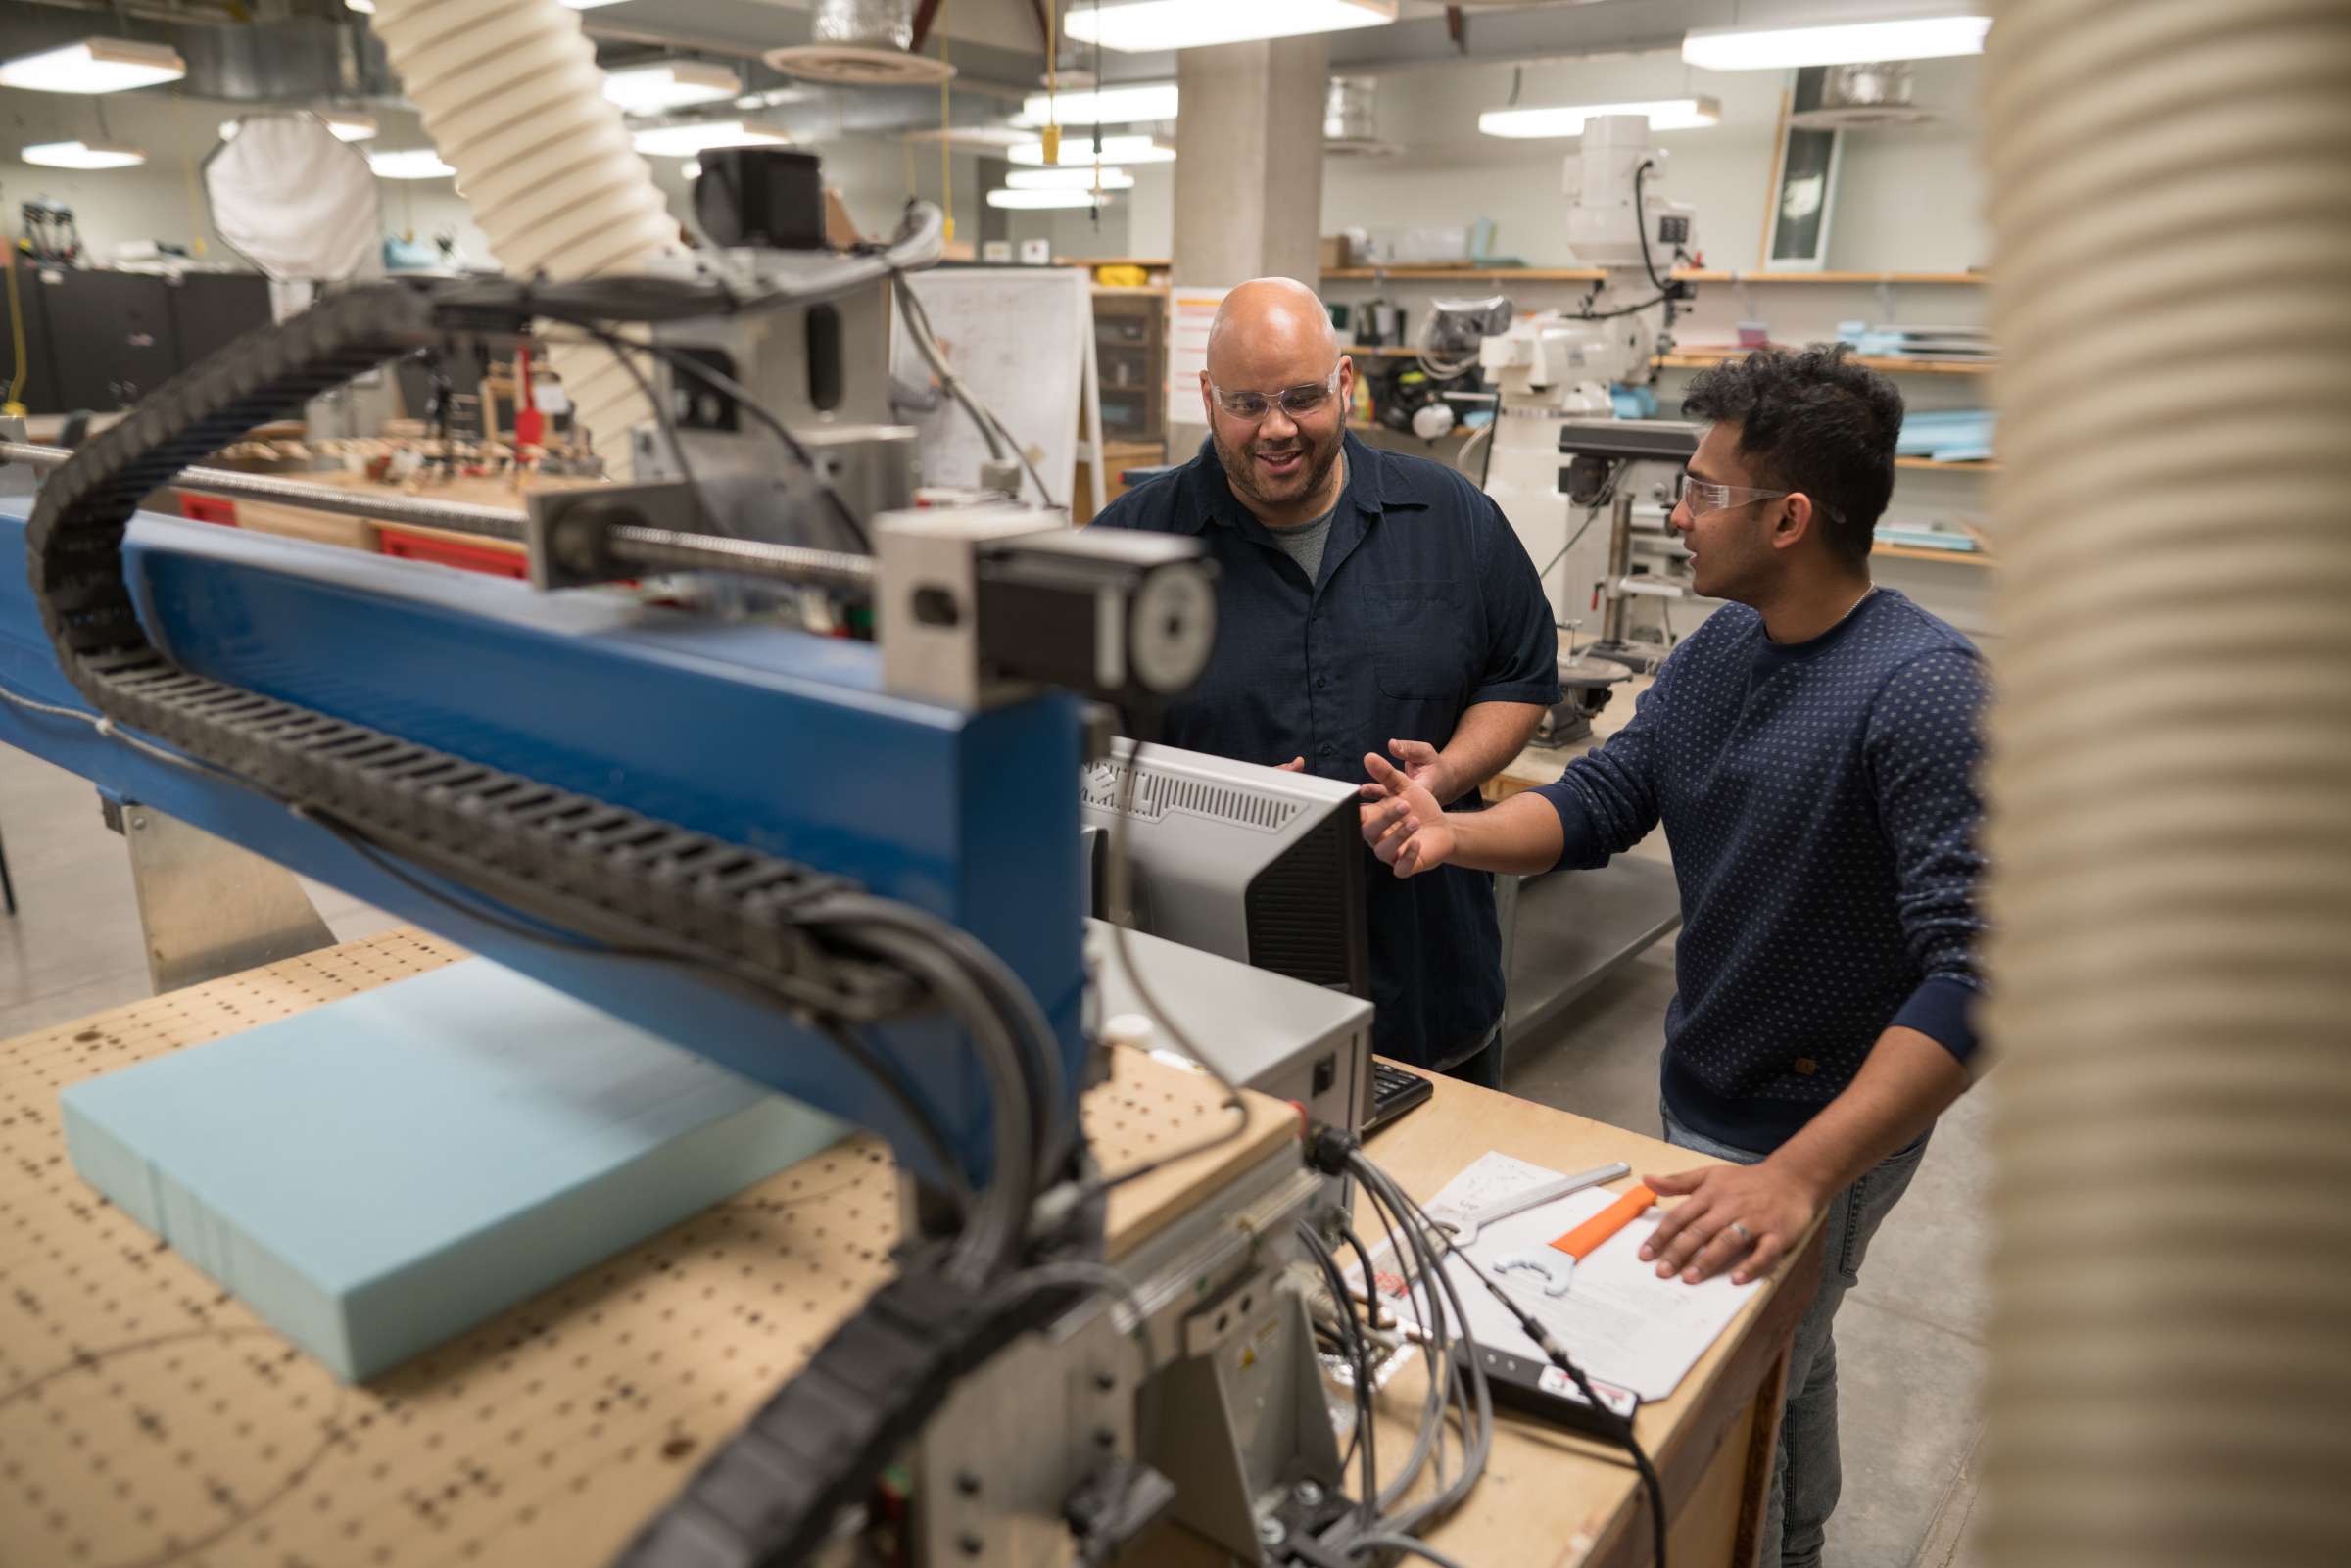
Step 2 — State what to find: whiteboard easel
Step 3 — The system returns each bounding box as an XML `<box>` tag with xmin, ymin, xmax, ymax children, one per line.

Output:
<box><xmin>890</xmin><ymin>266</ymin><xmax>1104</xmax><ymax>518</ymax></box>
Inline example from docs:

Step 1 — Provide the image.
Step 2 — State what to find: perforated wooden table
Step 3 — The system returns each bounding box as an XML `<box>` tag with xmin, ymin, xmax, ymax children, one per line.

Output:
<box><xmin>0</xmin><ymin>931</ymin><xmax>1294</xmax><ymax>1568</ymax></box>
<box><xmin>1</xmin><ymin>935</ymin><xmax>1812</xmax><ymax>1568</ymax></box>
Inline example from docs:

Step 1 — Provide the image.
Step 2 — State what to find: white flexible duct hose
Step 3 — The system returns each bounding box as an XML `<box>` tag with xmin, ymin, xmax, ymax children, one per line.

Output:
<box><xmin>366</xmin><ymin>0</ymin><xmax>679</xmax><ymax>479</ymax></box>
<box><xmin>1979</xmin><ymin>3</ymin><xmax>2351</xmax><ymax>1564</ymax></box>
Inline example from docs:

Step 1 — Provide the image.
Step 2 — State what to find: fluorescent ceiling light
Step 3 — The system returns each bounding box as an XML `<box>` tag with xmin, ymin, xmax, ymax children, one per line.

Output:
<box><xmin>630</xmin><ymin>119</ymin><xmax>792</xmax><ymax>157</ymax></box>
<box><xmin>735</xmin><ymin>86</ymin><xmax>814</xmax><ymax>110</ymax></box>
<box><xmin>901</xmin><ymin>124</ymin><xmax>1032</xmax><ymax>150</ymax></box>
<box><xmin>1479</xmin><ymin>97</ymin><xmax>1723</xmax><ymax>139</ymax></box>
<box><xmin>220</xmin><ymin>112</ymin><xmax>375</xmax><ymax>141</ymax></box>
<box><xmin>987</xmin><ymin>188</ymin><xmax>1113</xmax><ymax>211</ymax></box>
<box><xmin>345</xmin><ymin>0</ymin><xmax>375</xmax><ymax>12</ymax></box>
<box><xmin>560</xmin><ymin>0</ymin><xmax>634</xmax><ymax>9</ymax></box>
<box><xmin>1007</xmin><ymin>134</ymin><xmax>1173</xmax><ymax>166</ymax></box>
<box><xmin>1682</xmin><ymin>13</ymin><xmax>1991</xmax><ymax>71</ymax></box>
<box><xmin>1066</xmin><ymin>0</ymin><xmax>1395</xmax><ymax>53</ymax></box>
<box><xmin>0</xmin><ymin>37</ymin><xmax>186</xmax><ymax>94</ymax></box>
<box><xmin>22</xmin><ymin>139</ymin><xmax>145</xmax><ymax>169</ymax></box>
<box><xmin>603</xmin><ymin>61</ymin><xmax>742</xmax><ymax>114</ymax></box>
<box><xmin>368</xmin><ymin>147</ymin><xmax>456</xmax><ymax>180</ymax></box>
<box><xmin>1015</xmin><ymin>81</ymin><xmax>1178</xmax><ymax>126</ymax></box>
<box><xmin>1006</xmin><ymin>166</ymin><xmax>1136</xmax><ymax>191</ymax></box>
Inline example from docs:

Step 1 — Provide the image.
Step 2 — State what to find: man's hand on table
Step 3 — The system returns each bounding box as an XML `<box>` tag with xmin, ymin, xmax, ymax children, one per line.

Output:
<box><xmin>1638</xmin><ymin>1158</ymin><xmax>1827</xmax><ymax>1288</ymax></box>
<box><xmin>1276</xmin><ymin>755</ymin><xmax>1306</xmax><ymax>772</ymax></box>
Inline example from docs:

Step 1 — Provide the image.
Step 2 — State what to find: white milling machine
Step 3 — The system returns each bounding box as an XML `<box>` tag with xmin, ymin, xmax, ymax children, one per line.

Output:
<box><xmin>1446</xmin><ymin>117</ymin><xmax>1704</xmax><ymax>730</ymax></box>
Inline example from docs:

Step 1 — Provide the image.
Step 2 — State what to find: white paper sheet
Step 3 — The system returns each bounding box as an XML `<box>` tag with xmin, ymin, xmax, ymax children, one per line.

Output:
<box><xmin>1367</xmin><ymin>1151</ymin><xmax>1763</xmax><ymax>1402</ymax></box>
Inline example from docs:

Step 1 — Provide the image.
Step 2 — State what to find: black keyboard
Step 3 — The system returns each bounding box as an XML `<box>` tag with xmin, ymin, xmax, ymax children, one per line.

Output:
<box><xmin>1365</xmin><ymin>1060</ymin><xmax>1433</xmax><ymax>1137</ymax></box>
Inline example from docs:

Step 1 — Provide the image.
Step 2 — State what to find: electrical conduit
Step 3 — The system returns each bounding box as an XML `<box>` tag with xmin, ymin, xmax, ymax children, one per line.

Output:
<box><xmin>1979</xmin><ymin>2</ymin><xmax>2351</xmax><ymax>1563</ymax></box>
<box><xmin>365</xmin><ymin>0</ymin><xmax>679</xmax><ymax>479</ymax></box>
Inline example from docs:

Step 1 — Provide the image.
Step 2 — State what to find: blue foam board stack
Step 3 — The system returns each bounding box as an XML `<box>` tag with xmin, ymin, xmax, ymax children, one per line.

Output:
<box><xmin>60</xmin><ymin>959</ymin><xmax>846</xmax><ymax>1383</ymax></box>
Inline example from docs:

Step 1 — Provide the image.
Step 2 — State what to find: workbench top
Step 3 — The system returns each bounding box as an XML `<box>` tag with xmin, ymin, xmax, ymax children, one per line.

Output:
<box><xmin>1342</xmin><ymin>1068</ymin><xmax>1819</xmax><ymax>1568</ymax></box>
<box><xmin>0</xmin><ymin>933</ymin><xmax>1806</xmax><ymax>1567</ymax></box>
<box><xmin>0</xmin><ymin>931</ymin><xmax>1291</xmax><ymax>1568</ymax></box>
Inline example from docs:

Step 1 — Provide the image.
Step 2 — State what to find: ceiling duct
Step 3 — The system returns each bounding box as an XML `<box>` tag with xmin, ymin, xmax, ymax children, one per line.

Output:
<box><xmin>1324</xmin><ymin>75</ymin><xmax>1399</xmax><ymax>158</ymax></box>
<box><xmin>767</xmin><ymin>0</ymin><xmax>954</xmax><ymax>87</ymax></box>
<box><xmin>0</xmin><ymin>4</ymin><xmax>395</xmax><ymax>102</ymax></box>
<box><xmin>1789</xmin><ymin>62</ymin><xmax>1937</xmax><ymax>129</ymax></box>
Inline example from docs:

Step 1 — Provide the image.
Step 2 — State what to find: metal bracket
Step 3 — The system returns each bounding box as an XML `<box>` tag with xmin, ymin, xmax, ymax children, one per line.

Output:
<box><xmin>523</xmin><ymin>478</ymin><xmax>712</xmax><ymax>591</ymax></box>
<box><xmin>116</xmin><ymin>803</ymin><xmax>338</xmax><ymax>992</ymax></box>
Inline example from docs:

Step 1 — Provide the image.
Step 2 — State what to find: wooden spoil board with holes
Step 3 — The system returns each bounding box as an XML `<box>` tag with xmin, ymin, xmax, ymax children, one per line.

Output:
<box><xmin>0</xmin><ymin>930</ymin><xmax>1296</xmax><ymax>1568</ymax></box>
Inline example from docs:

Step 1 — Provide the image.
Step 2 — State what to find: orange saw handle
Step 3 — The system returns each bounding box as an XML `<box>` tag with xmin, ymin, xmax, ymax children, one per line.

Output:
<box><xmin>1549</xmin><ymin>1184</ymin><xmax>1655</xmax><ymax>1260</ymax></box>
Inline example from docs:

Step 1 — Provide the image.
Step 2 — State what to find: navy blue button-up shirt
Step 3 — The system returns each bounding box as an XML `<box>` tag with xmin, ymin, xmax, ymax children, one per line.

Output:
<box><xmin>1095</xmin><ymin>434</ymin><xmax>1560</xmax><ymax>1069</ymax></box>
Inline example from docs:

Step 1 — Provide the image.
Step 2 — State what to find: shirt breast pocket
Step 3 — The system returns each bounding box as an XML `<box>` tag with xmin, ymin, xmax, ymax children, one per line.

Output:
<box><xmin>1370</xmin><ymin>580</ymin><xmax>1472</xmax><ymax>701</ymax></box>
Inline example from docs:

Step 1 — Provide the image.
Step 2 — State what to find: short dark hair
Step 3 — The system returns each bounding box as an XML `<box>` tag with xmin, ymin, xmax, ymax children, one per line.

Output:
<box><xmin>1680</xmin><ymin>344</ymin><xmax>1903</xmax><ymax>567</ymax></box>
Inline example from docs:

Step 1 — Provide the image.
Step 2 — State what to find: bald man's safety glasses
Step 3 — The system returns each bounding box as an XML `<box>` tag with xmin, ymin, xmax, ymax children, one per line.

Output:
<box><xmin>1209</xmin><ymin>364</ymin><xmax>1343</xmax><ymax>422</ymax></box>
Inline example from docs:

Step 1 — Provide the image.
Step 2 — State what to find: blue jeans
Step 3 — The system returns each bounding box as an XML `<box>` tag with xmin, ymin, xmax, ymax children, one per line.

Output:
<box><xmin>1661</xmin><ymin>1103</ymin><xmax>1929</xmax><ymax>1568</ymax></box>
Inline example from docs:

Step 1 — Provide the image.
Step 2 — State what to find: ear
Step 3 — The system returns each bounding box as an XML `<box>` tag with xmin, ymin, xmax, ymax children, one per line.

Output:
<box><xmin>1339</xmin><ymin>354</ymin><xmax>1356</xmax><ymax>404</ymax></box>
<box><xmin>1199</xmin><ymin>368</ymin><xmax>1216</xmax><ymax>428</ymax></box>
<box><xmin>1769</xmin><ymin>494</ymin><xmax>1817</xmax><ymax>554</ymax></box>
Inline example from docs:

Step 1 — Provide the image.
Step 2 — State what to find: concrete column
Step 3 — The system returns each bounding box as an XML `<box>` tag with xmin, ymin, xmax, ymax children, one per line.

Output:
<box><xmin>1169</xmin><ymin>35</ymin><xmax>1328</xmax><ymax>451</ymax></box>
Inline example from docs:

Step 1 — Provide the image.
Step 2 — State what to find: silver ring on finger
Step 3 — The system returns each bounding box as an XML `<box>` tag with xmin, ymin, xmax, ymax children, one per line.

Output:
<box><xmin>1726</xmin><ymin>1220</ymin><xmax>1753</xmax><ymax>1245</ymax></box>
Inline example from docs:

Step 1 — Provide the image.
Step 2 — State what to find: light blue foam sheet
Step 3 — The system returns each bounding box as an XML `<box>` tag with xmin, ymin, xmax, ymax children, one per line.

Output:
<box><xmin>60</xmin><ymin>958</ymin><xmax>845</xmax><ymax>1383</ymax></box>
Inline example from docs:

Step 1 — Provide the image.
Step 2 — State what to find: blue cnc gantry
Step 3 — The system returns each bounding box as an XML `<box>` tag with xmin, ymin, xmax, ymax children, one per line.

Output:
<box><xmin>0</xmin><ymin>500</ymin><xmax>1086</xmax><ymax>1192</ymax></box>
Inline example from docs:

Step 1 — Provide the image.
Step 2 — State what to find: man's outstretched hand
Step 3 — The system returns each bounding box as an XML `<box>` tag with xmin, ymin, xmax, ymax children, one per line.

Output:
<box><xmin>1359</xmin><ymin>751</ymin><xmax>1455</xmax><ymax>877</ymax></box>
<box><xmin>1383</xmin><ymin>737</ymin><xmax>1458</xmax><ymax>803</ymax></box>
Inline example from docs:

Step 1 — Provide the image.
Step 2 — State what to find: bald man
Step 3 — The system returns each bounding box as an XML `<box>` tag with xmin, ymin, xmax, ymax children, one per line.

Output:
<box><xmin>1094</xmin><ymin>278</ymin><xmax>1560</xmax><ymax>1084</ymax></box>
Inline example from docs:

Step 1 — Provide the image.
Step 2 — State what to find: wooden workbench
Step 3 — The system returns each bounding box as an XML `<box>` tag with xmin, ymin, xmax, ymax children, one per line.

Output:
<box><xmin>0</xmin><ymin>933</ymin><xmax>1811</xmax><ymax>1567</ymax></box>
<box><xmin>1349</xmin><ymin>1069</ymin><xmax>1822</xmax><ymax>1568</ymax></box>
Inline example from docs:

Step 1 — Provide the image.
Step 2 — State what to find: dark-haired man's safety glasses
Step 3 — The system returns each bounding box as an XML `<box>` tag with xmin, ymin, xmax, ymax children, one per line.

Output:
<box><xmin>1674</xmin><ymin>473</ymin><xmax>1790</xmax><ymax>516</ymax></box>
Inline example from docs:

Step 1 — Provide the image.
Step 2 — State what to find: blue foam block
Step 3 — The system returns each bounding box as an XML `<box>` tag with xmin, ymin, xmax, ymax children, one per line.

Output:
<box><xmin>61</xmin><ymin>959</ymin><xmax>845</xmax><ymax>1382</ymax></box>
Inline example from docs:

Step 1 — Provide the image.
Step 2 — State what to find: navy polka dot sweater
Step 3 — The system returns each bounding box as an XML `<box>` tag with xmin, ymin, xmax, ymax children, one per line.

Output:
<box><xmin>1532</xmin><ymin>588</ymin><xmax>1987</xmax><ymax>1154</ymax></box>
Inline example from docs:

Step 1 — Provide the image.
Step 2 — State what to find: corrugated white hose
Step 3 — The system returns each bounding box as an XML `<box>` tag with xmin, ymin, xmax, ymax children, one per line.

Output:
<box><xmin>1979</xmin><ymin>3</ymin><xmax>2351</xmax><ymax>1565</ymax></box>
<box><xmin>367</xmin><ymin>0</ymin><xmax>679</xmax><ymax>480</ymax></box>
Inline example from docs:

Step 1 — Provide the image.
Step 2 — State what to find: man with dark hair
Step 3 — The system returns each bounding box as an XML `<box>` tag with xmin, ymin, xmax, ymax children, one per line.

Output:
<box><xmin>1358</xmin><ymin>345</ymin><xmax>1986</xmax><ymax>1566</ymax></box>
<box><xmin>1096</xmin><ymin>277</ymin><xmax>1559</xmax><ymax>1084</ymax></box>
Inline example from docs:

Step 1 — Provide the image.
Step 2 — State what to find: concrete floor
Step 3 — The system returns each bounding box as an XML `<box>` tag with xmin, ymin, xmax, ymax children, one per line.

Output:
<box><xmin>0</xmin><ymin>742</ymin><xmax>1986</xmax><ymax>1566</ymax></box>
<box><xmin>0</xmin><ymin>745</ymin><xmax>403</xmax><ymax>1040</ymax></box>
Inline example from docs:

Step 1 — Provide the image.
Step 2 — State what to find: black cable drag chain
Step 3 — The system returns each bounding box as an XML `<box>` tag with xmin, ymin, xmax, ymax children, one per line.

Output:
<box><xmin>25</xmin><ymin>281</ymin><xmax>908</xmax><ymax>1020</ymax></box>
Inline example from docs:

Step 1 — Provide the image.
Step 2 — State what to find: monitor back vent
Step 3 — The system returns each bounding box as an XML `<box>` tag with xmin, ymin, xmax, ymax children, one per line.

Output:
<box><xmin>1082</xmin><ymin>761</ymin><xmax>1302</xmax><ymax>833</ymax></box>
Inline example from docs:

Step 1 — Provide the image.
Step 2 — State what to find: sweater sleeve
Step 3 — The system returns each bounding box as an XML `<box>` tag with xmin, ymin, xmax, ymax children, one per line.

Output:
<box><xmin>1866</xmin><ymin>648</ymin><xmax>1990</xmax><ymax>1066</ymax></box>
<box><xmin>1528</xmin><ymin>652</ymin><xmax>1678</xmax><ymax>871</ymax></box>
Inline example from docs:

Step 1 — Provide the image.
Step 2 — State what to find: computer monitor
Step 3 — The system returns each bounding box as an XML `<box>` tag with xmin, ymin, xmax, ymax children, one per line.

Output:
<box><xmin>1080</xmin><ymin>738</ymin><xmax>1371</xmax><ymax>999</ymax></box>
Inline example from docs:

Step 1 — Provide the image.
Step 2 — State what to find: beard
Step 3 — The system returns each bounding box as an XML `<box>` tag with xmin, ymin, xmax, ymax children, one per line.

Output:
<box><xmin>1212</xmin><ymin>418</ymin><xmax>1346</xmax><ymax>516</ymax></box>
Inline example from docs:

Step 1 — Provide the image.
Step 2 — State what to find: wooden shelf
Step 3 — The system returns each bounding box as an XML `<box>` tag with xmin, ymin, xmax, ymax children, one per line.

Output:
<box><xmin>1324</xmin><ymin>266</ymin><xmax>1606</xmax><ymax>282</ymax></box>
<box><xmin>1323</xmin><ymin>266</ymin><xmax>1986</xmax><ymax>286</ymax></box>
<box><xmin>1345</xmin><ymin>344</ymin><xmax>1422</xmax><ymax>357</ymax></box>
<box><xmin>1655</xmin><ymin>350</ymin><xmax>1993</xmax><ymax>377</ymax></box>
<box><xmin>1678</xmin><ymin>269</ymin><xmax>1986</xmax><ymax>286</ymax></box>
<box><xmin>1063</xmin><ymin>257</ymin><xmax>1171</xmax><ymax>269</ymax></box>
<box><xmin>1091</xmin><ymin>284</ymin><xmax>1169</xmax><ymax>298</ymax></box>
<box><xmin>1896</xmin><ymin>456</ymin><xmax>1999</xmax><ymax>473</ymax></box>
<box><xmin>1873</xmin><ymin>543</ymin><xmax>1995</xmax><ymax>568</ymax></box>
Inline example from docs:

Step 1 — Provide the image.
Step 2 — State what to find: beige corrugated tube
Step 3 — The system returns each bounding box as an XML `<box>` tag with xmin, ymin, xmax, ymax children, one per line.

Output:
<box><xmin>1979</xmin><ymin>1</ymin><xmax>2351</xmax><ymax>1564</ymax></box>
<box><xmin>367</xmin><ymin>0</ymin><xmax>680</xmax><ymax>479</ymax></box>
